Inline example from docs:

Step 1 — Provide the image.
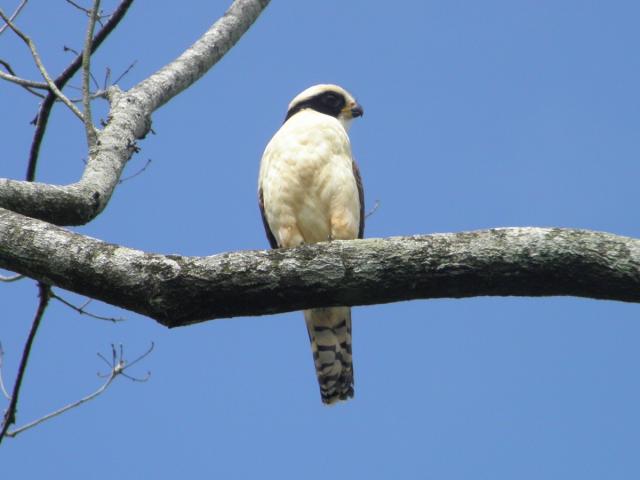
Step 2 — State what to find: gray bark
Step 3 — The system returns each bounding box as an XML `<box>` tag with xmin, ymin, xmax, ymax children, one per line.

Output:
<box><xmin>1</xmin><ymin>0</ymin><xmax>638</xmax><ymax>330</ymax></box>
<box><xmin>0</xmin><ymin>0</ymin><xmax>270</xmax><ymax>226</ymax></box>
<box><xmin>1</xmin><ymin>206</ymin><xmax>638</xmax><ymax>327</ymax></box>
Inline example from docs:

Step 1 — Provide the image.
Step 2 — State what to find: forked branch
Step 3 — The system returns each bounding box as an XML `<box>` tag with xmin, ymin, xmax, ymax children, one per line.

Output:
<box><xmin>1</xmin><ymin>343</ymin><xmax>154</xmax><ymax>439</ymax></box>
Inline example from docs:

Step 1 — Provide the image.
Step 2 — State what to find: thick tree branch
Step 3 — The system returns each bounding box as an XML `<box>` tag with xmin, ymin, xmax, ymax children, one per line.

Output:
<box><xmin>0</xmin><ymin>0</ymin><xmax>270</xmax><ymax>225</ymax></box>
<box><xmin>130</xmin><ymin>0</ymin><xmax>270</xmax><ymax>113</ymax></box>
<box><xmin>0</xmin><ymin>207</ymin><xmax>638</xmax><ymax>327</ymax></box>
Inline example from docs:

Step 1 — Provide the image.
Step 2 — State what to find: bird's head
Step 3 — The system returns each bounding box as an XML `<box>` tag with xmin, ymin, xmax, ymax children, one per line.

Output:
<box><xmin>284</xmin><ymin>84</ymin><xmax>363</xmax><ymax>131</ymax></box>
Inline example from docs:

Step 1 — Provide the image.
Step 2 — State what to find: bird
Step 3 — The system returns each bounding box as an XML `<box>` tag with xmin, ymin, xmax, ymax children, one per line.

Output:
<box><xmin>258</xmin><ymin>84</ymin><xmax>365</xmax><ymax>404</ymax></box>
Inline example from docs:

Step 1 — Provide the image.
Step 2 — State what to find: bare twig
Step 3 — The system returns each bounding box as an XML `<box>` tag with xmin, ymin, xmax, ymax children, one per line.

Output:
<box><xmin>4</xmin><ymin>342</ymin><xmax>154</xmax><ymax>439</ymax></box>
<box><xmin>51</xmin><ymin>291</ymin><xmax>125</xmax><ymax>322</ymax></box>
<box><xmin>0</xmin><ymin>59</ymin><xmax>47</xmax><ymax>97</ymax></box>
<box><xmin>65</xmin><ymin>0</ymin><xmax>91</xmax><ymax>15</ymax></box>
<box><xmin>25</xmin><ymin>0</ymin><xmax>134</xmax><ymax>181</ymax></box>
<box><xmin>0</xmin><ymin>69</ymin><xmax>47</xmax><ymax>90</ymax></box>
<box><xmin>0</xmin><ymin>272</ymin><xmax>24</xmax><ymax>282</ymax></box>
<box><xmin>0</xmin><ymin>0</ymin><xmax>28</xmax><ymax>36</ymax></box>
<box><xmin>103</xmin><ymin>66</ymin><xmax>111</xmax><ymax>89</ymax></box>
<box><xmin>0</xmin><ymin>343</ymin><xmax>11</xmax><ymax>400</ymax></box>
<box><xmin>0</xmin><ymin>9</ymin><xmax>85</xmax><ymax>122</ymax></box>
<box><xmin>61</xmin><ymin>60</ymin><xmax>136</xmax><ymax>103</ymax></box>
<box><xmin>0</xmin><ymin>283</ymin><xmax>50</xmax><ymax>445</ymax></box>
<box><xmin>111</xmin><ymin>60</ymin><xmax>136</xmax><ymax>86</ymax></box>
<box><xmin>365</xmin><ymin>199</ymin><xmax>380</xmax><ymax>219</ymax></box>
<box><xmin>119</xmin><ymin>158</ymin><xmax>152</xmax><ymax>184</ymax></box>
<box><xmin>0</xmin><ymin>70</ymin><xmax>47</xmax><ymax>94</ymax></box>
<box><xmin>82</xmin><ymin>0</ymin><xmax>101</xmax><ymax>146</ymax></box>
<box><xmin>63</xmin><ymin>45</ymin><xmax>81</xmax><ymax>56</ymax></box>
<box><xmin>66</xmin><ymin>89</ymin><xmax>108</xmax><ymax>103</ymax></box>
<box><xmin>65</xmin><ymin>0</ymin><xmax>109</xmax><ymax>26</ymax></box>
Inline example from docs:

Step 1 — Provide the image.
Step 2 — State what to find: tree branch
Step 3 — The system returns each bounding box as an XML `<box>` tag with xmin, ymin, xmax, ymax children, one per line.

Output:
<box><xmin>81</xmin><ymin>0</ymin><xmax>101</xmax><ymax>146</ymax></box>
<box><xmin>0</xmin><ymin>282</ymin><xmax>50</xmax><ymax>445</ymax></box>
<box><xmin>0</xmin><ymin>0</ymin><xmax>270</xmax><ymax>225</ymax></box>
<box><xmin>0</xmin><ymin>9</ymin><xmax>85</xmax><ymax>122</ymax></box>
<box><xmin>0</xmin><ymin>0</ymin><xmax>28</xmax><ymax>36</ymax></box>
<box><xmin>3</xmin><ymin>342</ymin><xmax>153</xmax><ymax>439</ymax></box>
<box><xmin>0</xmin><ymin>207</ymin><xmax>638</xmax><ymax>327</ymax></box>
<box><xmin>25</xmin><ymin>0</ymin><xmax>134</xmax><ymax>182</ymax></box>
<box><xmin>0</xmin><ymin>68</ymin><xmax>47</xmax><ymax>91</ymax></box>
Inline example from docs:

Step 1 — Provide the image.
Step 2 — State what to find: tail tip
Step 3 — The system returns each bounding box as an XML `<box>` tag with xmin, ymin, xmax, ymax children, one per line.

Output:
<box><xmin>321</xmin><ymin>385</ymin><xmax>354</xmax><ymax>405</ymax></box>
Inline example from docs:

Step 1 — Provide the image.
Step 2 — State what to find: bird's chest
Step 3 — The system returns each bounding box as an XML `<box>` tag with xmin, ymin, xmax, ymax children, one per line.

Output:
<box><xmin>269</xmin><ymin>146</ymin><xmax>353</xmax><ymax>210</ymax></box>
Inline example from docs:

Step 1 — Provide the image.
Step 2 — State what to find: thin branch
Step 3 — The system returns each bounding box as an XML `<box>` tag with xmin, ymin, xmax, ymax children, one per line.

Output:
<box><xmin>82</xmin><ymin>0</ymin><xmax>101</xmax><ymax>146</ymax></box>
<box><xmin>25</xmin><ymin>0</ymin><xmax>134</xmax><ymax>182</ymax></box>
<box><xmin>0</xmin><ymin>69</ymin><xmax>47</xmax><ymax>89</ymax></box>
<box><xmin>365</xmin><ymin>199</ymin><xmax>380</xmax><ymax>219</ymax></box>
<box><xmin>65</xmin><ymin>0</ymin><xmax>92</xmax><ymax>15</ymax></box>
<box><xmin>67</xmin><ymin>89</ymin><xmax>108</xmax><ymax>103</ymax></box>
<box><xmin>65</xmin><ymin>0</ymin><xmax>110</xmax><ymax>26</ymax></box>
<box><xmin>0</xmin><ymin>272</ymin><xmax>24</xmax><ymax>282</ymax></box>
<box><xmin>0</xmin><ymin>283</ymin><xmax>50</xmax><ymax>445</ymax></box>
<box><xmin>0</xmin><ymin>343</ymin><xmax>11</xmax><ymax>400</ymax></box>
<box><xmin>51</xmin><ymin>290</ymin><xmax>125</xmax><ymax>322</ymax></box>
<box><xmin>111</xmin><ymin>60</ymin><xmax>136</xmax><ymax>86</ymax></box>
<box><xmin>0</xmin><ymin>59</ymin><xmax>47</xmax><ymax>97</ymax></box>
<box><xmin>103</xmin><ymin>66</ymin><xmax>111</xmax><ymax>89</ymax></box>
<box><xmin>4</xmin><ymin>342</ymin><xmax>153</xmax><ymax>439</ymax></box>
<box><xmin>0</xmin><ymin>0</ymin><xmax>28</xmax><ymax>36</ymax></box>
<box><xmin>0</xmin><ymin>9</ymin><xmax>85</xmax><ymax>122</ymax></box>
<box><xmin>118</xmin><ymin>158</ymin><xmax>151</xmax><ymax>184</ymax></box>
<box><xmin>63</xmin><ymin>44</ymin><xmax>81</xmax><ymax>56</ymax></box>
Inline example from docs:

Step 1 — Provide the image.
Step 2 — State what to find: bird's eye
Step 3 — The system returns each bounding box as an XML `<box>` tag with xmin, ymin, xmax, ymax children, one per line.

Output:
<box><xmin>323</xmin><ymin>93</ymin><xmax>341</xmax><ymax>108</ymax></box>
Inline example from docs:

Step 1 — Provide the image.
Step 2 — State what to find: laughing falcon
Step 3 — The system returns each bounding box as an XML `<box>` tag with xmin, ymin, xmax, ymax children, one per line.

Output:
<box><xmin>258</xmin><ymin>84</ymin><xmax>364</xmax><ymax>404</ymax></box>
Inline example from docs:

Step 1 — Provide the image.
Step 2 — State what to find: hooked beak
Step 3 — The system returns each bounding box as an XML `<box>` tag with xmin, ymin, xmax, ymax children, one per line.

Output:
<box><xmin>342</xmin><ymin>102</ymin><xmax>364</xmax><ymax>119</ymax></box>
<box><xmin>350</xmin><ymin>103</ymin><xmax>364</xmax><ymax>118</ymax></box>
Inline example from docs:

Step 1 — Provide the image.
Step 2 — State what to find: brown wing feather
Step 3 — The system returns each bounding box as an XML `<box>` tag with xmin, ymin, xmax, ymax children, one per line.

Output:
<box><xmin>258</xmin><ymin>187</ymin><xmax>279</xmax><ymax>249</ymax></box>
<box><xmin>352</xmin><ymin>160</ymin><xmax>365</xmax><ymax>239</ymax></box>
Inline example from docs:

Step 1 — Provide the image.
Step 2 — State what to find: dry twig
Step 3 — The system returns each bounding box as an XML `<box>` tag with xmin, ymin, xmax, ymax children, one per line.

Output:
<box><xmin>51</xmin><ymin>291</ymin><xmax>125</xmax><ymax>323</ymax></box>
<box><xmin>0</xmin><ymin>344</ymin><xmax>11</xmax><ymax>400</ymax></box>
<box><xmin>0</xmin><ymin>59</ymin><xmax>47</xmax><ymax>96</ymax></box>
<box><xmin>0</xmin><ymin>0</ymin><xmax>28</xmax><ymax>36</ymax></box>
<box><xmin>0</xmin><ymin>9</ymin><xmax>85</xmax><ymax>122</ymax></box>
<box><xmin>0</xmin><ymin>272</ymin><xmax>24</xmax><ymax>282</ymax></box>
<box><xmin>3</xmin><ymin>343</ymin><xmax>154</xmax><ymax>439</ymax></box>
<box><xmin>119</xmin><ymin>158</ymin><xmax>152</xmax><ymax>184</ymax></box>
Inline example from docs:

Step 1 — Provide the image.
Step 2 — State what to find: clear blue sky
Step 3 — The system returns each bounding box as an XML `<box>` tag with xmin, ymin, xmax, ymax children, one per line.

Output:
<box><xmin>2</xmin><ymin>0</ymin><xmax>640</xmax><ymax>478</ymax></box>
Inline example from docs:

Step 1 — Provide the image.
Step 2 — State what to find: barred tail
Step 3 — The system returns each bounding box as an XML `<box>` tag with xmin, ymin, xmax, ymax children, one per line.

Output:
<box><xmin>304</xmin><ymin>307</ymin><xmax>354</xmax><ymax>404</ymax></box>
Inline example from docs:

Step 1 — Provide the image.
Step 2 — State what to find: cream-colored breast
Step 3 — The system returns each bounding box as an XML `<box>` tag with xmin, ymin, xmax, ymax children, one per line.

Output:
<box><xmin>259</xmin><ymin>110</ymin><xmax>360</xmax><ymax>247</ymax></box>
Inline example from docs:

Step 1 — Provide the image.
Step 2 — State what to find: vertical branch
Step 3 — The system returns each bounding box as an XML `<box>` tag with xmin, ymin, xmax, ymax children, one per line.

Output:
<box><xmin>0</xmin><ymin>283</ymin><xmax>50</xmax><ymax>445</ymax></box>
<box><xmin>25</xmin><ymin>0</ymin><xmax>134</xmax><ymax>181</ymax></box>
<box><xmin>82</xmin><ymin>0</ymin><xmax>101</xmax><ymax>146</ymax></box>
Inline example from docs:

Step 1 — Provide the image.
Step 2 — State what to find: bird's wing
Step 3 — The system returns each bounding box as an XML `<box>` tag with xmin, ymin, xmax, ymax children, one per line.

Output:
<box><xmin>352</xmin><ymin>159</ymin><xmax>365</xmax><ymax>239</ymax></box>
<box><xmin>258</xmin><ymin>187</ymin><xmax>279</xmax><ymax>249</ymax></box>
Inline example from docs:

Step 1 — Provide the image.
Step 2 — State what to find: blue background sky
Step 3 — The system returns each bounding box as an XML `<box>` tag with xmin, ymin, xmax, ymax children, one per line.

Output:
<box><xmin>2</xmin><ymin>0</ymin><xmax>640</xmax><ymax>478</ymax></box>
